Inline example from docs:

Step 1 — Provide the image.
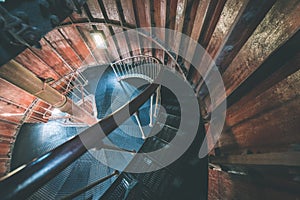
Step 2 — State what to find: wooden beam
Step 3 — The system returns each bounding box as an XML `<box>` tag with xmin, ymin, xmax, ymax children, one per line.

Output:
<box><xmin>192</xmin><ymin>0</ymin><xmax>247</xmax><ymax>87</ymax></box>
<box><xmin>210</xmin><ymin>152</ymin><xmax>300</xmax><ymax>167</ymax></box>
<box><xmin>86</xmin><ymin>0</ymin><xmax>105</xmax><ymax>19</ymax></box>
<box><xmin>59</xmin><ymin>26</ymin><xmax>98</xmax><ymax>66</ymax></box>
<box><xmin>44</xmin><ymin>29</ymin><xmax>82</xmax><ymax>69</ymax></box>
<box><xmin>206</xmin><ymin>0</ymin><xmax>248</xmax><ymax>59</ymax></box>
<box><xmin>196</xmin><ymin>0</ymin><xmax>276</xmax><ymax>91</ymax></box>
<box><xmin>29</xmin><ymin>39</ymin><xmax>72</xmax><ymax>77</ymax></box>
<box><xmin>222</xmin><ymin>0</ymin><xmax>300</xmax><ymax>98</ymax></box>
<box><xmin>215</xmin><ymin>0</ymin><xmax>276</xmax><ymax>73</ymax></box>
<box><xmin>199</xmin><ymin>0</ymin><xmax>227</xmax><ymax>48</ymax></box>
<box><xmin>185</xmin><ymin>0</ymin><xmax>210</xmax><ymax>73</ymax></box>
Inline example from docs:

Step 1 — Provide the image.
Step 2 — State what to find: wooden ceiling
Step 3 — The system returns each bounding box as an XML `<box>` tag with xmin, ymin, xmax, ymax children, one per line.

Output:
<box><xmin>0</xmin><ymin>0</ymin><xmax>299</xmax><ymax>184</ymax></box>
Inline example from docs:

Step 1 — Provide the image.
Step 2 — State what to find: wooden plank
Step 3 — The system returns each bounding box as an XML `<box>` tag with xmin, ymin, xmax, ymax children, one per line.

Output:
<box><xmin>167</xmin><ymin>0</ymin><xmax>178</xmax><ymax>30</ymax></box>
<box><xmin>199</xmin><ymin>0</ymin><xmax>227</xmax><ymax>48</ymax></box>
<box><xmin>210</xmin><ymin>152</ymin><xmax>300</xmax><ymax>167</ymax></box>
<box><xmin>95</xmin><ymin>24</ymin><xmax>121</xmax><ymax>61</ymax></box>
<box><xmin>220</xmin><ymin>97</ymin><xmax>300</xmax><ymax>152</ymax></box>
<box><xmin>0</xmin><ymin>122</ymin><xmax>17</xmax><ymax>138</ymax></box>
<box><xmin>87</xmin><ymin>0</ymin><xmax>104</xmax><ymax>19</ymax></box>
<box><xmin>59</xmin><ymin>26</ymin><xmax>97</xmax><ymax>67</ymax></box>
<box><xmin>45</xmin><ymin>29</ymin><xmax>82</xmax><ymax>69</ymax></box>
<box><xmin>222</xmin><ymin>0</ymin><xmax>300</xmax><ymax>98</ymax></box>
<box><xmin>172</xmin><ymin>0</ymin><xmax>188</xmax><ymax>56</ymax></box>
<box><xmin>120</xmin><ymin>0</ymin><xmax>137</xmax><ymax>25</ymax></box>
<box><xmin>0</xmin><ymin>102</ymin><xmax>25</xmax><ymax>124</ymax></box>
<box><xmin>227</xmin><ymin>65</ymin><xmax>300</xmax><ymax>128</ymax></box>
<box><xmin>103</xmin><ymin>0</ymin><xmax>120</xmax><ymax>21</ymax></box>
<box><xmin>0</xmin><ymin>79</ymin><xmax>35</xmax><ymax>107</ymax></box>
<box><xmin>14</xmin><ymin>50</ymin><xmax>60</xmax><ymax>80</ymax></box>
<box><xmin>132</xmin><ymin>0</ymin><xmax>152</xmax><ymax>56</ymax></box>
<box><xmin>189</xmin><ymin>0</ymin><xmax>246</xmax><ymax>83</ymax></box>
<box><xmin>184</xmin><ymin>0</ymin><xmax>210</xmax><ymax>72</ymax></box>
<box><xmin>215</xmin><ymin>0</ymin><xmax>276</xmax><ymax>72</ymax></box>
<box><xmin>77</xmin><ymin>25</ymin><xmax>111</xmax><ymax>64</ymax></box>
<box><xmin>0</xmin><ymin>143</ymin><xmax>10</xmax><ymax>157</ymax></box>
<box><xmin>196</xmin><ymin>0</ymin><xmax>277</xmax><ymax>94</ymax></box>
<box><xmin>152</xmin><ymin>0</ymin><xmax>167</xmax><ymax>61</ymax></box>
<box><xmin>206</xmin><ymin>0</ymin><xmax>247</xmax><ymax>58</ymax></box>
<box><xmin>30</xmin><ymin>39</ymin><xmax>72</xmax><ymax>77</ymax></box>
<box><xmin>178</xmin><ymin>0</ymin><xmax>200</xmax><ymax>65</ymax></box>
<box><xmin>120</xmin><ymin>0</ymin><xmax>141</xmax><ymax>55</ymax></box>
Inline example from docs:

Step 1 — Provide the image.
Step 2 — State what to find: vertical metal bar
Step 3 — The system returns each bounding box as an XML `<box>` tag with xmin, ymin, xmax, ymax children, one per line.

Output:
<box><xmin>134</xmin><ymin>113</ymin><xmax>146</xmax><ymax>139</ymax></box>
<box><xmin>154</xmin><ymin>86</ymin><xmax>160</xmax><ymax>117</ymax></box>
<box><xmin>149</xmin><ymin>94</ymin><xmax>153</xmax><ymax>127</ymax></box>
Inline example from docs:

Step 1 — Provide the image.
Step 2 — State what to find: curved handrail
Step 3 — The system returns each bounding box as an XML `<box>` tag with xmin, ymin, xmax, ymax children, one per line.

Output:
<box><xmin>111</xmin><ymin>55</ymin><xmax>162</xmax><ymax>82</ymax></box>
<box><xmin>0</xmin><ymin>72</ymin><xmax>161</xmax><ymax>200</ymax></box>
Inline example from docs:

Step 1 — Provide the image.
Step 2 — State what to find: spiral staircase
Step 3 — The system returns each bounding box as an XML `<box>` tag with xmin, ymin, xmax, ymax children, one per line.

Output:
<box><xmin>0</xmin><ymin>55</ymin><xmax>207</xmax><ymax>200</ymax></box>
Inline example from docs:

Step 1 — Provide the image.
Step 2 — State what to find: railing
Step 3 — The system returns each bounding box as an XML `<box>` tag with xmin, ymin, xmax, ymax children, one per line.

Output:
<box><xmin>0</xmin><ymin>57</ymin><xmax>163</xmax><ymax>200</ymax></box>
<box><xmin>50</xmin><ymin>70</ymin><xmax>98</xmax><ymax>125</ymax></box>
<box><xmin>111</xmin><ymin>55</ymin><xmax>162</xmax><ymax>137</ymax></box>
<box><xmin>111</xmin><ymin>55</ymin><xmax>162</xmax><ymax>83</ymax></box>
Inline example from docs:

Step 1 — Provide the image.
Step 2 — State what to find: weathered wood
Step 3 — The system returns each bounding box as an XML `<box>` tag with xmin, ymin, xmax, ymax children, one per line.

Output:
<box><xmin>0</xmin><ymin>122</ymin><xmax>17</xmax><ymax>138</ymax></box>
<box><xmin>120</xmin><ymin>0</ymin><xmax>136</xmax><ymax>25</ymax></box>
<box><xmin>206</xmin><ymin>0</ymin><xmax>248</xmax><ymax>58</ymax></box>
<box><xmin>14</xmin><ymin>51</ymin><xmax>60</xmax><ymax>80</ymax></box>
<box><xmin>87</xmin><ymin>0</ymin><xmax>104</xmax><ymax>19</ymax></box>
<box><xmin>192</xmin><ymin>0</ymin><xmax>247</xmax><ymax>87</ymax></box>
<box><xmin>45</xmin><ymin>29</ymin><xmax>82</xmax><ymax>69</ymax></box>
<box><xmin>222</xmin><ymin>0</ymin><xmax>300</xmax><ymax>98</ymax></box>
<box><xmin>59</xmin><ymin>26</ymin><xmax>97</xmax><ymax>66</ymax></box>
<box><xmin>0</xmin><ymin>79</ymin><xmax>35</xmax><ymax>107</ymax></box>
<box><xmin>172</xmin><ymin>0</ymin><xmax>187</xmax><ymax>56</ymax></box>
<box><xmin>184</xmin><ymin>0</ymin><xmax>210</xmax><ymax>72</ymax></box>
<box><xmin>112</xmin><ymin>26</ymin><xmax>131</xmax><ymax>58</ymax></box>
<box><xmin>227</xmin><ymin>65</ymin><xmax>300</xmax><ymax>128</ymax></box>
<box><xmin>179</xmin><ymin>0</ymin><xmax>200</xmax><ymax>66</ymax></box>
<box><xmin>199</xmin><ymin>0</ymin><xmax>227</xmax><ymax>48</ymax></box>
<box><xmin>102</xmin><ymin>0</ymin><xmax>120</xmax><ymax>21</ymax></box>
<box><xmin>0</xmin><ymin>102</ymin><xmax>25</xmax><ymax>124</ymax></box>
<box><xmin>30</xmin><ymin>39</ymin><xmax>72</xmax><ymax>77</ymax></box>
<box><xmin>0</xmin><ymin>143</ymin><xmax>10</xmax><ymax>157</ymax></box>
<box><xmin>220</xmin><ymin>97</ymin><xmax>300</xmax><ymax>152</ymax></box>
<box><xmin>215</xmin><ymin>0</ymin><xmax>276</xmax><ymax>73</ymax></box>
<box><xmin>210</xmin><ymin>152</ymin><xmax>300</xmax><ymax>167</ymax></box>
<box><xmin>120</xmin><ymin>0</ymin><xmax>141</xmax><ymax>55</ymax></box>
<box><xmin>196</xmin><ymin>0</ymin><xmax>277</xmax><ymax>94</ymax></box>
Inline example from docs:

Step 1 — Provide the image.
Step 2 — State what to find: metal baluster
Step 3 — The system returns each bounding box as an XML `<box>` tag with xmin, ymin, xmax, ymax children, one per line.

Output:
<box><xmin>111</xmin><ymin>64</ymin><xmax>118</xmax><ymax>79</ymax></box>
<box><xmin>134</xmin><ymin>113</ymin><xmax>146</xmax><ymax>139</ymax></box>
<box><xmin>154</xmin><ymin>86</ymin><xmax>160</xmax><ymax>117</ymax></box>
<box><xmin>149</xmin><ymin>94</ymin><xmax>153</xmax><ymax>127</ymax></box>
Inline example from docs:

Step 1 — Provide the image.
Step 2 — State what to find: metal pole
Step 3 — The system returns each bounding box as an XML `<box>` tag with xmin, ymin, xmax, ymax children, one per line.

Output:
<box><xmin>134</xmin><ymin>113</ymin><xmax>146</xmax><ymax>139</ymax></box>
<box><xmin>154</xmin><ymin>86</ymin><xmax>160</xmax><ymax>117</ymax></box>
<box><xmin>149</xmin><ymin>94</ymin><xmax>153</xmax><ymax>127</ymax></box>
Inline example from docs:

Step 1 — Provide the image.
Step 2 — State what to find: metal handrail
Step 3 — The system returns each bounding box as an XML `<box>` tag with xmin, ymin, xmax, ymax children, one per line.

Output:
<box><xmin>111</xmin><ymin>55</ymin><xmax>162</xmax><ymax>82</ymax></box>
<box><xmin>0</xmin><ymin>72</ymin><xmax>161</xmax><ymax>200</ymax></box>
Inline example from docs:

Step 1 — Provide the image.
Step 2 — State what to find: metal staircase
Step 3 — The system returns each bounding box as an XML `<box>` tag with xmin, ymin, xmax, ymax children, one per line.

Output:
<box><xmin>0</xmin><ymin>55</ymin><xmax>208</xmax><ymax>200</ymax></box>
